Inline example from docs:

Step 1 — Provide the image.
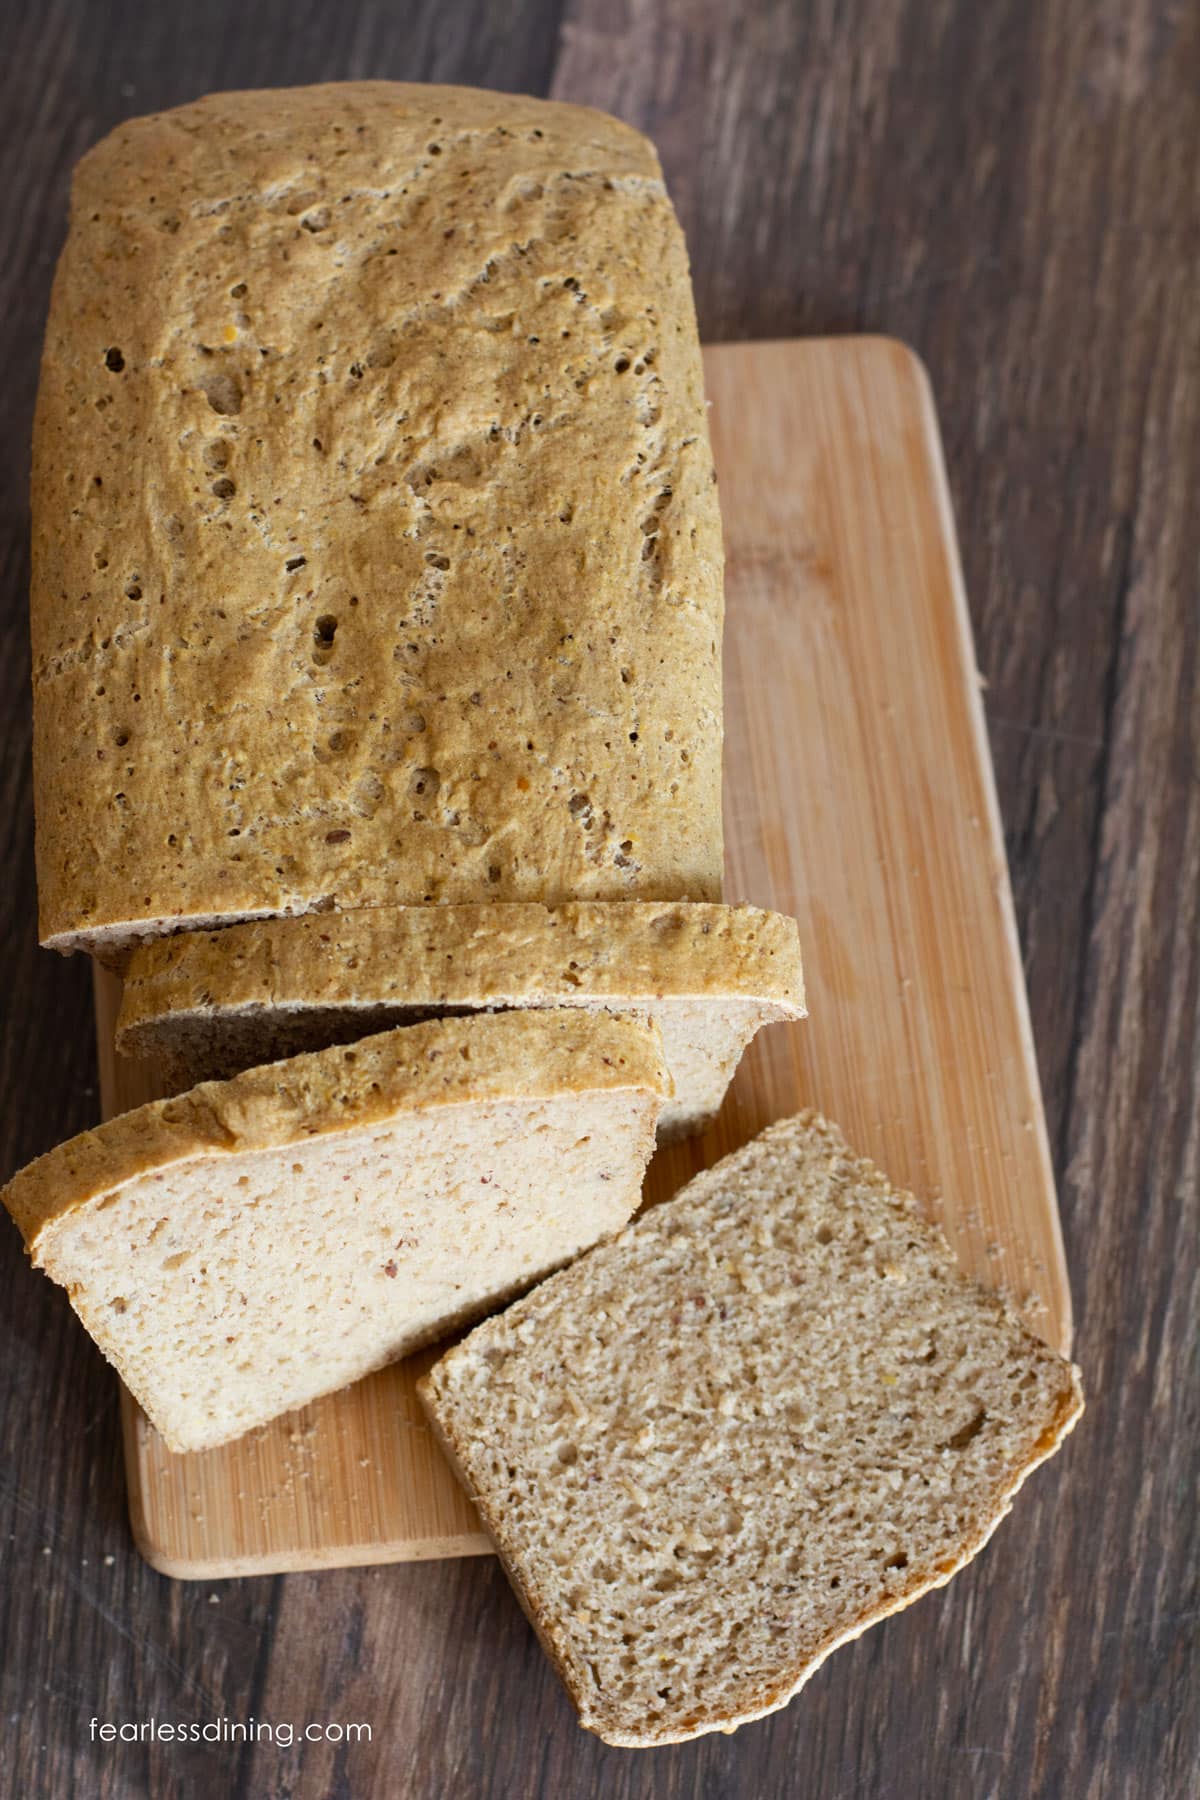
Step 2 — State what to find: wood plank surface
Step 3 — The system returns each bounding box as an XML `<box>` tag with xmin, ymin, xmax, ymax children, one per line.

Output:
<box><xmin>0</xmin><ymin>2</ymin><xmax>1195</xmax><ymax>1796</ymax></box>
<box><xmin>100</xmin><ymin>336</ymin><xmax>1072</xmax><ymax>1579</ymax></box>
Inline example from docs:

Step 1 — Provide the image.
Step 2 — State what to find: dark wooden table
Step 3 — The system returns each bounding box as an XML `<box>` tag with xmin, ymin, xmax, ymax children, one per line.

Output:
<box><xmin>1</xmin><ymin>3</ymin><xmax>1195</xmax><ymax>1796</ymax></box>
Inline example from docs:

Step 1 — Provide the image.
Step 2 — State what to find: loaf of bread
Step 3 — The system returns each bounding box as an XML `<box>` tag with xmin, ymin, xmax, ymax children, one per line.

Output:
<box><xmin>32</xmin><ymin>83</ymin><xmax>724</xmax><ymax>965</ymax></box>
<box><xmin>116</xmin><ymin>901</ymin><xmax>805</xmax><ymax>1139</ymax></box>
<box><xmin>1</xmin><ymin>1010</ymin><xmax>667</xmax><ymax>1452</ymax></box>
<box><xmin>420</xmin><ymin>1112</ymin><xmax>1083</xmax><ymax>1746</ymax></box>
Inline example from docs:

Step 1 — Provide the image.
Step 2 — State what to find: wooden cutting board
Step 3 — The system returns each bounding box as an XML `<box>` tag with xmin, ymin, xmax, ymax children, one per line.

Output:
<box><xmin>94</xmin><ymin>336</ymin><xmax>1073</xmax><ymax>1578</ymax></box>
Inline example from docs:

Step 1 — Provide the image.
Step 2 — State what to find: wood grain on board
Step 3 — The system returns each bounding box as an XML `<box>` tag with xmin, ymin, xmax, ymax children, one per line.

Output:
<box><xmin>91</xmin><ymin>336</ymin><xmax>1072</xmax><ymax>1579</ymax></box>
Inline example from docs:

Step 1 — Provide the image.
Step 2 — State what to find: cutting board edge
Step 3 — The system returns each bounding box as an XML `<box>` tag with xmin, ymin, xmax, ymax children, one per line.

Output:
<box><xmin>907</xmin><ymin>337</ymin><xmax>1073</xmax><ymax>1355</ymax></box>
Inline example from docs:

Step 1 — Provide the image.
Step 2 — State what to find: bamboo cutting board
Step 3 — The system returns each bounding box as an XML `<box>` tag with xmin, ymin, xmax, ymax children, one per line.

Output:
<box><xmin>94</xmin><ymin>336</ymin><xmax>1072</xmax><ymax>1578</ymax></box>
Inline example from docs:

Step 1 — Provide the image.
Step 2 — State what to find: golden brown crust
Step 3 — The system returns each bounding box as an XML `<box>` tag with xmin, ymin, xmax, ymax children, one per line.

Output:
<box><xmin>32</xmin><ymin>82</ymin><xmax>724</xmax><ymax>958</ymax></box>
<box><xmin>2</xmin><ymin>1009</ymin><xmax>667</xmax><ymax>1258</ymax></box>
<box><xmin>116</xmin><ymin>902</ymin><xmax>805</xmax><ymax>1044</ymax></box>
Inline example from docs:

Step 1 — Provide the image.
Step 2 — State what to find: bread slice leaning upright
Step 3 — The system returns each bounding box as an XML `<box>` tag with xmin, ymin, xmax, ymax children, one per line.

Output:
<box><xmin>420</xmin><ymin>1111</ymin><xmax>1084</xmax><ymax>1747</ymax></box>
<box><xmin>116</xmin><ymin>902</ymin><xmax>806</xmax><ymax>1140</ymax></box>
<box><xmin>1</xmin><ymin>1010</ymin><xmax>668</xmax><ymax>1454</ymax></box>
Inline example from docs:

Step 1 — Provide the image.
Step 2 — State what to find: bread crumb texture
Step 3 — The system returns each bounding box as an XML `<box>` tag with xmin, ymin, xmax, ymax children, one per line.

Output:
<box><xmin>32</xmin><ymin>83</ymin><xmax>724</xmax><ymax>960</ymax></box>
<box><xmin>117</xmin><ymin>901</ymin><xmax>805</xmax><ymax>1137</ymax></box>
<box><xmin>1</xmin><ymin>1010</ymin><xmax>667</xmax><ymax>1452</ymax></box>
<box><xmin>420</xmin><ymin>1112</ymin><xmax>1084</xmax><ymax>1746</ymax></box>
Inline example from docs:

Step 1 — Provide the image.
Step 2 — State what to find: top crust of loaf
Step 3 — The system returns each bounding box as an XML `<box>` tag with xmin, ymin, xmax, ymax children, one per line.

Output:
<box><xmin>116</xmin><ymin>902</ymin><xmax>805</xmax><ymax>1044</ymax></box>
<box><xmin>420</xmin><ymin>1111</ymin><xmax>1083</xmax><ymax>1747</ymax></box>
<box><xmin>32</xmin><ymin>82</ymin><xmax>724</xmax><ymax>960</ymax></box>
<box><xmin>2</xmin><ymin>1009</ymin><xmax>667</xmax><ymax>1257</ymax></box>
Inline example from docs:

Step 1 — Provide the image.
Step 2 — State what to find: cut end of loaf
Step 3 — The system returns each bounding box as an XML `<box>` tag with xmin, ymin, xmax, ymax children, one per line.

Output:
<box><xmin>73</xmin><ymin>1086</ymin><xmax>658</xmax><ymax>1454</ymax></box>
<box><xmin>2</xmin><ymin>1011</ymin><xmax>668</xmax><ymax>1451</ymax></box>
<box><xmin>420</xmin><ymin>1110</ymin><xmax>1083</xmax><ymax>1746</ymax></box>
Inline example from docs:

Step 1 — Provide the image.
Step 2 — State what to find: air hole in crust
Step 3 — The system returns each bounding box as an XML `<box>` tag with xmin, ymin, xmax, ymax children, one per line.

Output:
<box><xmin>202</xmin><ymin>371</ymin><xmax>243</xmax><ymax>415</ymax></box>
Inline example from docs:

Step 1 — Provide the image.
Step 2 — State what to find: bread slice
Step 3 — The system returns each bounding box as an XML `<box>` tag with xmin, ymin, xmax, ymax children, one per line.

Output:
<box><xmin>116</xmin><ymin>902</ymin><xmax>805</xmax><ymax>1141</ymax></box>
<box><xmin>419</xmin><ymin>1112</ymin><xmax>1084</xmax><ymax>1747</ymax></box>
<box><xmin>33</xmin><ymin>83</ymin><xmax>724</xmax><ymax>966</ymax></box>
<box><xmin>2</xmin><ymin>1011</ymin><xmax>667</xmax><ymax>1453</ymax></box>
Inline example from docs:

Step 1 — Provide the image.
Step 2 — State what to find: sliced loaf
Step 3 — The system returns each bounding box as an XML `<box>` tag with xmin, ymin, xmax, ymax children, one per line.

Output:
<box><xmin>33</xmin><ymin>83</ymin><xmax>724</xmax><ymax>965</ymax></box>
<box><xmin>116</xmin><ymin>902</ymin><xmax>805</xmax><ymax>1140</ymax></box>
<box><xmin>419</xmin><ymin>1111</ymin><xmax>1084</xmax><ymax>1747</ymax></box>
<box><xmin>2</xmin><ymin>1011</ymin><xmax>667</xmax><ymax>1453</ymax></box>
